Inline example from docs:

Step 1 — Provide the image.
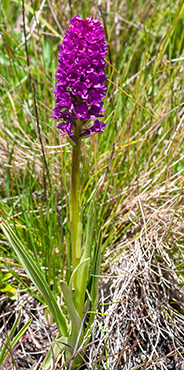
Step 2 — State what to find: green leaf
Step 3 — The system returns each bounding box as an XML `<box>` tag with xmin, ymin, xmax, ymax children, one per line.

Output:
<box><xmin>66</xmin><ymin>131</ymin><xmax>77</xmax><ymax>146</ymax></box>
<box><xmin>0</xmin><ymin>283</ymin><xmax>17</xmax><ymax>299</ymax></box>
<box><xmin>72</xmin><ymin>202</ymin><xmax>93</xmax><ymax>319</ymax></box>
<box><xmin>60</xmin><ymin>281</ymin><xmax>82</xmax><ymax>342</ymax></box>
<box><xmin>69</xmin><ymin>258</ymin><xmax>90</xmax><ymax>293</ymax></box>
<box><xmin>1</xmin><ymin>272</ymin><xmax>12</xmax><ymax>282</ymax></box>
<box><xmin>43</xmin><ymin>337</ymin><xmax>75</xmax><ymax>370</ymax></box>
<box><xmin>0</xmin><ymin>221</ymin><xmax>68</xmax><ymax>337</ymax></box>
<box><xmin>86</xmin><ymin>230</ymin><xmax>101</xmax><ymax>330</ymax></box>
<box><xmin>91</xmin><ymin>244</ymin><xmax>101</xmax><ymax>313</ymax></box>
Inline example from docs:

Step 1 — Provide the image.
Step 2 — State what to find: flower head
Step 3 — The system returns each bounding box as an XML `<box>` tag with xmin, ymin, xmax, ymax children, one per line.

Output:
<box><xmin>51</xmin><ymin>15</ymin><xmax>107</xmax><ymax>138</ymax></box>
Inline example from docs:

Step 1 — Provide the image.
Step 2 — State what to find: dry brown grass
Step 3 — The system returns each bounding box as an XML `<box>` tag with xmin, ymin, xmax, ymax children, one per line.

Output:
<box><xmin>86</xmin><ymin>181</ymin><xmax>184</xmax><ymax>369</ymax></box>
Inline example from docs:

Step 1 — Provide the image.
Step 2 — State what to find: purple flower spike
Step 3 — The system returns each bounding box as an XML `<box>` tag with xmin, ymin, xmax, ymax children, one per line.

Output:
<box><xmin>51</xmin><ymin>14</ymin><xmax>108</xmax><ymax>138</ymax></box>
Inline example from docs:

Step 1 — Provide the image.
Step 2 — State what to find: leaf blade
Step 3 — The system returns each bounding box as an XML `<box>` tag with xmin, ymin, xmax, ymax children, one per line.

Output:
<box><xmin>1</xmin><ymin>221</ymin><xmax>68</xmax><ymax>337</ymax></box>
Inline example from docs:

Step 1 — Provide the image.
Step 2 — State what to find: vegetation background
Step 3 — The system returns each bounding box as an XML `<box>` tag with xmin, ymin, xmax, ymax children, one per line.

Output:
<box><xmin>0</xmin><ymin>0</ymin><xmax>184</xmax><ymax>369</ymax></box>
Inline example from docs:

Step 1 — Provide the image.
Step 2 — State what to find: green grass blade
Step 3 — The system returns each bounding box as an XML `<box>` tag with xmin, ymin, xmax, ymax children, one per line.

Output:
<box><xmin>11</xmin><ymin>0</ymin><xmax>62</xmax><ymax>38</ymax></box>
<box><xmin>0</xmin><ymin>221</ymin><xmax>68</xmax><ymax>337</ymax></box>
<box><xmin>0</xmin><ymin>309</ymin><xmax>21</xmax><ymax>364</ymax></box>
<box><xmin>10</xmin><ymin>318</ymin><xmax>32</xmax><ymax>353</ymax></box>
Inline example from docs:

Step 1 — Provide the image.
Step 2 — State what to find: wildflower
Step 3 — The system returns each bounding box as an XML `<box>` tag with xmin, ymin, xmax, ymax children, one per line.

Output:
<box><xmin>51</xmin><ymin>15</ymin><xmax>107</xmax><ymax>138</ymax></box>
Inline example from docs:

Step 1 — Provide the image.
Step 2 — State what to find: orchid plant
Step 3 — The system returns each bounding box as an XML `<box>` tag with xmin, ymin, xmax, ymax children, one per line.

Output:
<box><xmin>1</xmin><ymin>14</ymin><xmax>107</xmax><ymax>369</ymax></box>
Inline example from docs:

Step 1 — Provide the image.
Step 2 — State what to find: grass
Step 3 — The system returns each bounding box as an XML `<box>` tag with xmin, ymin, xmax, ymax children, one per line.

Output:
<box><xmin>0</xmin><ymin>0</ymin><xmax>184</xmax><ymax>368</ymax></box>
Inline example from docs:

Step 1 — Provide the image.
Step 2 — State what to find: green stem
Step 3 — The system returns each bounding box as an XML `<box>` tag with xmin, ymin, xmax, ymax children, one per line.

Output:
<box><xmin>71</xmin><ymin>125</ymin><xmax>81</xmax><ymax>271</ymax></box>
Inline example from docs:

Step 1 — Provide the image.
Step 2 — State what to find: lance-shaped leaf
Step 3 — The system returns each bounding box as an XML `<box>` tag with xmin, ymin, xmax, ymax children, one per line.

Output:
<box><xmin>60</xmin><ymin>281</ymin><xmax>82</xmax><ymax>342</ymax></box>
<box><xmin>71</xmin><ymin>202</ymin><xmax>93</xmax><ymax>319</ymax></box>
<box><xmin>43</xmin><ymin>336</ymin><xmax>75</xmax><ymax>370</ymax></box>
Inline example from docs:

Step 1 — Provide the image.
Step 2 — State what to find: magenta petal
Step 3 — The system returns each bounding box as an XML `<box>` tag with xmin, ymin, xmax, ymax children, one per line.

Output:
<box><xmin>57</xmin><ymin>122</ymin><xmax>74</xmax><ymax>136</ymax></box>
<box><xmin>72</xmin><ymin>81</ymin><xmax>88</xmax><ymax>99</ymax></box>
<box><xmin>74</xmin><ymin>103</ymin><xmax>88</xmax><ymax>118</ymax></box>
<box><xmin>90</xmin><ymin>120</ymin><xmax>106</xmax><ymax>133</ymax></box>
<box><xmin>57</xmin><ymin>92</ymin><xmax>72</xmax><ymax>106</ymax></box>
